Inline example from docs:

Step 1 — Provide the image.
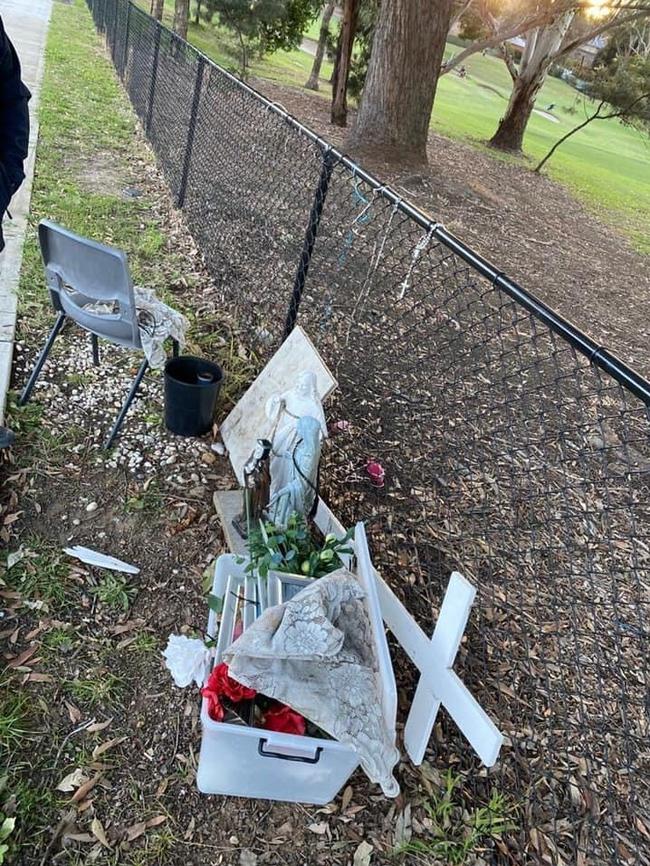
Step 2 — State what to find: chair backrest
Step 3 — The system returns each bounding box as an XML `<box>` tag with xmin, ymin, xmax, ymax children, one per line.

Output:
<box><xmin>38</xmin><ymin>220</ymin><xmax>141</xmax><ymax>348</ymax></box>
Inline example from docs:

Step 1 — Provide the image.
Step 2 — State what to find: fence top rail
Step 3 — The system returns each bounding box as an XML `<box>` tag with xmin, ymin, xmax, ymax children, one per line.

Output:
<box><xmin>125</xmin><ymin>0</ymin><xmax>650</xmax><ymax>406</ymax></box>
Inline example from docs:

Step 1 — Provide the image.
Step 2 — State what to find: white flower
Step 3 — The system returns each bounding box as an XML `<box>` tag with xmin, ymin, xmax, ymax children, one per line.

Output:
<box><xmin>162</xmin><ymin>634</ymin><xmax>212</xmax><ymax>688</ymax></box>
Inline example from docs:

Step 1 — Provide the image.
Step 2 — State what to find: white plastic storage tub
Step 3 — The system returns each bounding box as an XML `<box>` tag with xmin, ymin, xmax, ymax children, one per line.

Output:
<box><xmin>196</xmin><ymin>524</ymin><xmax>397</xmax><ymax>804</ymax></box>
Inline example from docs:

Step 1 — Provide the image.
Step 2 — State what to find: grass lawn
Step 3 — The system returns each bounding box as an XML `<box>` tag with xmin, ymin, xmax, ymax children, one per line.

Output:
<box><xmin>143</xmin><ymin>1</ymin><xmax>649</xmax><ymax>253</ymax></box>
<box><xmin>436</xmin><ymin>45</ymin><xmax>650</xmax><ymax>253</ymax></box>
<box><xmin>134</xmin><ymin>0</ymin><xmax>332</xmax><ymax>88</ymax></box>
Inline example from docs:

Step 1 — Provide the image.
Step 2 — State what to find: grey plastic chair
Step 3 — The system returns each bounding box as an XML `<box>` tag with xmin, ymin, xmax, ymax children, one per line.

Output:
<box><xmin>20</xmin><ymin>220</ymin><xmax>176</xmax><ymax>448</ymax></box>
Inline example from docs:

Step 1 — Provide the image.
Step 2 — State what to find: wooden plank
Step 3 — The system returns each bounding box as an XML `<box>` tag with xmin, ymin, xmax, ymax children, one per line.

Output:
<box><xmin>221</xmin><ymin>326</ymin><xmax>337</xmax><ymax>484</ymax></box>
<box><xmin>212</xmin><ymin>490</ymin><xmax>248</xmax><ymax>557</ymax></box>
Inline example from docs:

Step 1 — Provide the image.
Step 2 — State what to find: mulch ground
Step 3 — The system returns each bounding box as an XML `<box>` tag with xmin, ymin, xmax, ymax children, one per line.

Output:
<box><xmin>255</xmin><ymin>80</ymin><xmax>650</xmax><ymax>380</ymax></box>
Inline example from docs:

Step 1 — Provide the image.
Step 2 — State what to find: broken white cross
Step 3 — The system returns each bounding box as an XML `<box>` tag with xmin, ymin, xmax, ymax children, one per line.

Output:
<box><xmin>375</xmin><ymin>572</ymin><xmax>503</xmax><ymax>767</ymax></box>
<box><xmin>314</xmin><ymin>500</ymin><xmax>504</xmax><ymax>769</ymax></box>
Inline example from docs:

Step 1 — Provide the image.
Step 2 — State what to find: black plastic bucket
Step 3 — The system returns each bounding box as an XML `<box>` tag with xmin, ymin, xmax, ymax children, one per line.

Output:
<box><xmin>164</xmin><ymin>355</ymin><xmax>223</xmax><ymax>436</ymax></box>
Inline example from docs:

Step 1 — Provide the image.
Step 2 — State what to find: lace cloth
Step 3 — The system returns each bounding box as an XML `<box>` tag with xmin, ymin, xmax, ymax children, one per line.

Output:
<box><xmin>83</xmin><ymin>286</ymin><xmax>188</xmax><ymax>369</ymax></box>
<box><xmin>223</xmin><ymin>568</ymin><xmax>400</xmax><ymax>797</ymax></box>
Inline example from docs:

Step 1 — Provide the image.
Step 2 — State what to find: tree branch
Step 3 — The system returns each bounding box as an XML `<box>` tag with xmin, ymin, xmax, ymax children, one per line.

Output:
<box><xmin>449</xmin><ymin>0</ymin><xmax>475</xmax><ymax>32</ymax></box>
<box><xmin>441</xmin><ymin>1</ymin><xmax>650</xmax><ymax>75</ymax></box>
<box><xmin>497</xmin><ymin>42</ymin><xmax>519</xmax><ymax>81</ymax></box>
<box><xmin>440</xmin><ymin>4</ymin><xmax>575</xmax><ymax>74</ymax></box>
<box><xmin>534</xmin><ymin>92</ymin><xmax>649</xmax><ymax>172</ymax></box>
<box><xmin>554</xmin><ymin>9</ymin><xmax>649</xmax><ymax>60</ymax></box>
<box><xmin>534</xmin><ymin>100</ymin><xmax>606</xmax><ymax>172</ymax></box>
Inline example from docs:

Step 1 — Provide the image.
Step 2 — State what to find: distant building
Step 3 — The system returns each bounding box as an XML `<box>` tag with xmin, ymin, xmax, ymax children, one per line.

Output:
<box><xmin>505</xmin><ymin>34</ymin><xmax>606</xmax><ymax>69</ymax></box>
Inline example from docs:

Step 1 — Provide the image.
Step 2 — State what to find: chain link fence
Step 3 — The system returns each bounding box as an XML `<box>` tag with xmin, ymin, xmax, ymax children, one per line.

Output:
<box><xmin>86</xmin><ymin>1</ymin><xmax>650</xmax><ymax>862</ymax></box>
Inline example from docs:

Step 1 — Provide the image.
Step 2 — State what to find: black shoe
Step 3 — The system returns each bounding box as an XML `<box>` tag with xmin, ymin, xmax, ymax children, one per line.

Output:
<box><xmin>0</xmin><ymin>426</ymin><xmax>15</xmax><ymax>449</ymax></box>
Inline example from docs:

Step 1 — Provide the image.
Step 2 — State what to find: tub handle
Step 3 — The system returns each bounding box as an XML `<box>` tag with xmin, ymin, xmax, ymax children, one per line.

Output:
<box><xmin>258</xmin><ymin>738</ymin><xmax>322</xmax><ymax>764</ymax></box>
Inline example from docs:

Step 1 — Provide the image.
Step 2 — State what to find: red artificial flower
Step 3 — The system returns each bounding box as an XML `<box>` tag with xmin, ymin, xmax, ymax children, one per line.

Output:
<box><xmin>211</xmin><ymin>662</ymin><xmax>257</xmax><ymax>703</ymax></box>
<box><xmin>262</xmin><ymin>703</ymin><xmax>306</xmax><ymax>736</ymax></box>
<box><xmin>201</xmin><ymin>683</ymin><xmax>225</xmax><ymax>722</ymax></box>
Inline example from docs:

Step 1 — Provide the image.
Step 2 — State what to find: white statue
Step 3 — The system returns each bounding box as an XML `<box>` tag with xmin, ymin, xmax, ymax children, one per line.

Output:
<box><xmin>267</xmin><ymin>416</ymin><xmax>322</xmax><ymax>528</ymax></box>
<box><xmin>265</xmin><ymin>371</ymin><xmax>327</xmax><ymax>503</ymax></box>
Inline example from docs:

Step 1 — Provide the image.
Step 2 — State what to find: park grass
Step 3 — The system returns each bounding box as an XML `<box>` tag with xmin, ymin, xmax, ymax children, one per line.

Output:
<box><xmin>436</xmin><ymin>45</ymin><xmax>650</xmax><ymax>252</ymax></box>
<box><xmin>142</xmin><ymin>1</ymin><xmax>649</xmax><ymax>253</ymax></box>
<box><xmin>135</xmin><ymin>0</ymin><xmax>332</xmax><ymax>87</ymax></box>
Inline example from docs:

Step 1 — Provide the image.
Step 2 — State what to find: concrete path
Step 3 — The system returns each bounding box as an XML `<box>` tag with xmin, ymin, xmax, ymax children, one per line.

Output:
<box><xmin>0</xmin><ymin>0</ymin><xmax>52</xmax><ymax>424</ymax></box>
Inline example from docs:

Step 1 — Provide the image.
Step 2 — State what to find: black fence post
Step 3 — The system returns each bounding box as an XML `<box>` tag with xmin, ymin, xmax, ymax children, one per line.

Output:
<box><xmin>111</xmin><ymin>0</ymin><xmax>118</xmax><ymax>52</ymax></box>
<box><xmin>146</xmin><ymin>21</ymin><xmax>161</xmax><ymax>137</ymax></box>
<box><xmin>120</xmin><ymin>1</ymin><xmax>131</xmax><ymax>80</ymax></box>
<box><xmin>176</xmin><ymin>55</ymin><xmax>205</xmax><ymax>209</ymax></box>
<box><xmin>282</xmin><ymin>148</ymin><xmax>335</xmax><ymax>341</ymax></box>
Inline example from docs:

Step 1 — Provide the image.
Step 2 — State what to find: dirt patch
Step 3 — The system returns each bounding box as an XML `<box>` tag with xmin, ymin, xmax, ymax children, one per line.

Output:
<box><xmin>253</xmin><ymin>79</ymin><xmax>650</xmax><ymax>379</ymax></box>
<box><xmin>71</xmin><ymin>149</ymin><xmax>130</xmax><ymax>197</ymax></box>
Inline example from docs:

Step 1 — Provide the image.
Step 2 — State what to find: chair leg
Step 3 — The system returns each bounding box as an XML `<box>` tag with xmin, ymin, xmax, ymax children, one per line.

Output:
<box><xmin>19</xmin><ymin>312</ymin><xmax>67</xmax><ymax>405</ymax></box>
<box><xmin>103</xmin><ymin>358</ymin><xmax>149</xmax><ymax>449</ymax></box>
<box><xmin>172</xmin><ymin>339</ymin><xmax>179</xmax><ymax>358</ymax></box>
<box><xmin>91</xmin><ymin>334</ymin><xmax>100</xmax><ymax>366</ymax></box>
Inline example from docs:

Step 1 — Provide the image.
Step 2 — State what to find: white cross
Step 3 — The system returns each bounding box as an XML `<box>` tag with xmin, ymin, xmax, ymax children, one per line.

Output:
<box><xmin>375</xmin><ymin>572</ymin><xmax>503</xmax><ymax>766</ymax></box>
<box><xmin>314</xmin><ymin>500</ymin><xmax>504</xmax><ymax>768</ymax></box>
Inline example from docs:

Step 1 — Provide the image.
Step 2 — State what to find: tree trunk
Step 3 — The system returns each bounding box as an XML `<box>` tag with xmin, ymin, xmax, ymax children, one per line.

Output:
<box><xmin>349</xmin><ymin>0</ymin><xmax>454</xmax><ymax>164</ymax></box>
<box><xmin>331</xmin><ymin>0</ymin><xmax>360</xmax><ymax>127</ymax></box>
<box><xmin>488</xmin><ymin>73</ymin><xmax>544</xmax><ymax>151</ymax></box>
<box><xmin>173</xmin><ymin>0</ymin><xmax>189</xmax><ymax>40</ymax></box>
<box><xmin>489</xmin><ymin>11</ymin><xmax>575</xmax><ymax>152</ymax></box>
<box><xmin>152</xmin><ymin>0</ymin><xmax>164</xmax><ymax>21</ymax></box>
<box><xmin>305</xmin><ymin>2</ymin><xmax>336</xmax><ymax>91</ymax></box>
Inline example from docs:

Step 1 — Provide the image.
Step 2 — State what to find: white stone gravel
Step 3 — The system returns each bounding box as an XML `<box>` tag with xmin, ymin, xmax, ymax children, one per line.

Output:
<box><xmin>14</xmin><ymin>328</ymin><xmax>219</xmax><ymax>479</ymax></box>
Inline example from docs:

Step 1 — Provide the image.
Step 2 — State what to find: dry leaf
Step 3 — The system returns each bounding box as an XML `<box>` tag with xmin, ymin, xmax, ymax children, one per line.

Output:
<box><xmin>66</xmin><ymin>702</ymin><xmax>82</xmax><ymax>724</ymax></box>
<box><xmin>6</xmin><ymin>645</ymin><xmax>38</xmax><ymax>668</ymax></box>
<box><xmin>91</xmin><ymin>818</ymin><xmax>110</xmax><ymax>849</ymax></box>
<box><xmin>92</xmin><ymin>736</ymin><xmax>127</xmax><ymax>760</ymax></box>
<box><xmin>24</xmin><ymin>672</ymin><xmax>54</xmax><ymax>683</ymax></box>
<box><xmin>341</xmin><ymin>785</ymin><xmax>354</xmax><ymax>813</ymax></box>
<box><xmin>145</xmin><ymin>815</ymin><xmax>167</xmax><ymax>829</ymax></box>
<box><xmin>109</xmin><ymin>620</ymin><xmax>144</xmax><ymax>636</ymax></box>
<box><xmin>155</xmin><ymin>778</ymin><xmax>169</xmax><ymax>798</ymax></box>
<box><xmin>86</xmin><ymin>718</ymin><xmax>113</xmax><ymax>734</ymax></box>
<box><xmin>240</xmin><ymin>850</ymin><xmax>257</xmax><ymax>866</ymax></box>
<box><xmin>64</xmin><ymin>833</ymin><xmax>96</xmax><ymax>843</ymax></box>
<box><xmin>125</xmin><ymin>821</ymin><xmax>147</xmax><ymax>842</ymax></box>
<box><xmin>353</xmin><ymin>840</ymin><xmax>373</xmax><ymax>866</ymax></box>
<box><xmin>71</xmin><ymin>773</ymin><xmax>103</xmax><ymax>803</ymax></box>
<box><xmin>57</xmin><ymin>769</ymin><xmax>87</xmax><ymax>792</ymax></box>
<box><xmin>307</xmin><ymin>822</ymin><xmax>328</xmax><ymax>835</ymax></box>
<box><xmin>78</xmin><ymin>799</ymin><xmax>94</xmax><ymax>813</ymax></box>
<box><xmin>394</xmin><ymin>805</ymin><xmax>412</xmax><ymax>848</ymax></box>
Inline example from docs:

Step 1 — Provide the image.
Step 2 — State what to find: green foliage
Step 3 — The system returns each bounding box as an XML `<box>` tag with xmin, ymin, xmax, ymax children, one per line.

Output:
<box><xmin>91</xmin><ymin>574</ymin><xmax>137</xmax><ymax>611</ymax></box>
<box><xmin>203</xmin><ymin>0</ymin><xmax>320</xmax><ymax>75</ymax></box>
<box><xmin>2</xmin><ymin>543</ymin><xmax>72</xmax><ymax>608</ymax></box>
<box><xmin>590</xmin><ymin>55</ymin><xmax>650</xmax><ymax>131</ymax></box>
<box><xmin>458</xmin><ymin>8</ymin><xmax>488</xmax><ymax>42</ymax></box>
<box><xmin>0</xmin><ymin>815</ymin><xmax>16</xmax><ymax>864</ymax></box>
<box><xmin>67</xmin><ymin>673</ymin><xmax>123</xmax><ymax>707</ymax></box>
<box><xmin>243</xmin><ymin>513</ymin><xmax>354</xmax><ymax>579</ymax></box>
<box><xmin>42</xmin><ymin>625</ymin><xmax>75</xmax><ymax>652</ymax></box>
<box><xmin>396</xmin><ymin>770</ymin><xmax>516</xmax><ymax>864</ymax></box>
